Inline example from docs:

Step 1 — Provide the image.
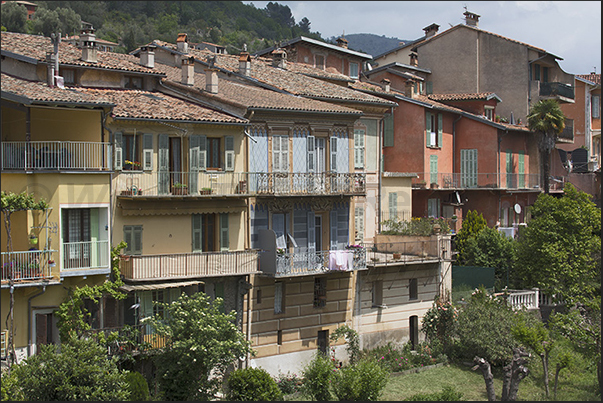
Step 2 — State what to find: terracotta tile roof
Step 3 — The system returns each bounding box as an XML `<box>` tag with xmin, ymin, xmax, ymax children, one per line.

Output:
<box><xmin>158</xmin><ymin>66</ymin><xmax>361</xmax><ymax>115</ymax></box>
<box><xmin>427</xmin><ymin>92</ymin><xmax>501</xmax><ymax>102</ymax></box>
<box><xmin>149</xmin><ymin>41</ymin><xmax>395</xmax><ymax>107</ymax></box>
<box><xmin>77</xmin><ymin>87</ymin><xmax>246</xmax><ymax>123</ymax></box>
<box><xmin>1</xmin><ymin>31</ymin><xmax>164</xmax><ymax>75</ymax></box>
<box><xmin>1</xmin><ymin>73</ymin><xmax>114</xmax><ymax>107</ymax></box>
<box><xmin>576</xmin><ymin>74</ymin><xmax>601</xmax><ymax>85</ymax></box>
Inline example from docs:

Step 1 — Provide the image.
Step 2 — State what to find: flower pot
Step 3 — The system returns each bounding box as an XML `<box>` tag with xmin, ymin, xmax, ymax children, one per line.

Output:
<box><xmin>393</xmin><ymin>253</ymin><xmax>401</xmax><ymax>260</ymax></box>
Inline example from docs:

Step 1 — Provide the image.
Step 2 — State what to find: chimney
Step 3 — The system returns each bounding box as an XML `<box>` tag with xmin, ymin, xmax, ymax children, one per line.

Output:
<box><xmin>271</xmin><ymin>48</ymin><xmax>287</xmax><ymax>69</ymax></box>
<box><xmin>405</xmin><ymin>79</ymin><xmax>416</xmax><ymax>98</ymax></box>
<box><xmin>336</xmin><ymin>36</ymin><xmax>348</xmax><ymax>49</ymax></box>
<box><xmin>177</xmin><ymin>33</ymin><xmax>188</xmax><ymax>53</ymax></box>
<box><xmin>409</xmin><ymin>52</ymin><xmax>418</xmax><ymax>67</ymax></box>
<box><xmin>464</xmin><ymin>10</ymin><xmax>480</xmax><ymax>27</ymax></box>
<box><xmin>140</xmin><ymin>45</ymin><xmax>156</xmax><ymax>68</ymax></box>
<box><xmin>80</xmin><ymin>27</ymin><xmax>97</xmax><ymax>63</ymax></box>
<box><xmin>182</xmin><ymin>56</ymin><xmax>195</xmax><ymax>86</ymax></box>
<box><xmin>422</xmin><ymin>23</ymin><xmax>440</xmax><ymax>38</ymax></box>
<box><xmin>46</xmin><ymin>51</ymin><xmax>56</xmax><ymax>87</ymax></box>
<box><xmin>381</xmin><ymin>78</ymin><xmax>391</xmax><ymax>93</ymax></box>
<box><xmin>205</xmin><ymin>56</ymin><xmax>218</xmax><ymax>93</ymax></box>
<box><xmin>239</xmin><ymin>51</ymin><xmax>251</xmax><ymax>76</ymax></box>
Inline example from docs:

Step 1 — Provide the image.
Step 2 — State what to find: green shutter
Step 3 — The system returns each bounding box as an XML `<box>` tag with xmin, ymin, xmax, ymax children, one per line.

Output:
<box><xmin>123</xmin><ymin>225</ymin><xmax>132</xmax><ymax>254</ymax></box>
<box><xmin>425</xmin><ymin>113</ymin><xmax>432</xmax><ymax>147</ymax></box>
<box><xmin>189</xmin><ymin>135</ymin><xmax>200</xmax><ymax>194</ymax></box>
<box><xmin>383</xmin><ymin>114</ymin><xmax>394</xmax><ymax>147</ymax></box>
<box><xmin>430</xmin><ymin>155</ymin><xmax>438</xmax><ymax>184</ymax></box>
<box><xmin>426</xmin><ymin>81</ymin><xmax>433</xmax><ymax>94</ymax></box>
<box><xmin>192</xmin><ymin>214</ymin><xmax>202</xmax><ymax>252</ymax></box>
<box><xmin>506</xmin><ymin>150</ymin><xmax>513</xmax><ymax>188</ymax></box>
<box><xmin>219</xmin><ymin>213</ymin><xmax>229</xmax><ymax>251</ymax></box>
<box><xmin>518</xmin><ymin>151</ymin><xmax>525</xmax><ymax>188</ymax></box>
<box><xmin>389</xmin><ymin>192</ymin><xmax>398</xmax><ymax>221</ymax></box>
<box><xmin>132</xmin><ymin>226</ymin><xmax>142</xmax><ymax>255</ymax></box>
<box><xmin>158</xmin><ymin>134</ymin><xmax>169</xmax><ymax>194</ymax></box>
<box><xmin>437</xmin><ymin>113</ymin><xmax>443</xmax><ymax>147</ymax></box>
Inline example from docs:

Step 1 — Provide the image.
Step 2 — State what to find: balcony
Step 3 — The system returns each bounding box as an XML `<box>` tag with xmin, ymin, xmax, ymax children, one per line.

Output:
<box><xmin>119</xmin><ymin>249</ymin><xmax>260</xmax><ymax>281</ymax></box>
<box><xmin>62</xmin><ymin>240</ymin><xmax>110</xmax><ymax>271</ymax></box>
<box><xmin>1</xmin><ymin>141</ymin><xmax>112</xmax><ymax>171</ymax></box>
<box><xmin>366</xmin><ymin>235</ymin><xmax>451</xmax><ymax>267</ymax></box>
<box><xmin>1</xmin><ymin>249</ymin><xmax>56</xmax><ymax>283</ymax></box>
<box><xmin>539</xmin><ymin>82</ymin><xmax>574</xmax><ymax>101</ymax></box>
<box><xmin>83</xmin><ymin>323</ymin><xmax>167</xmax><ymax>355</ymax></box>
<box><xmin>558</xmin><ymin>119</ymin><xmax>574</xmax><ymax>142</ymax></box>
<box><xmin>412</xmin><ymin>172</ymin><xmax>541</xmax><ymax>190</ymax></box>
<box><xmin>115</xmin><ymin>171</ymin><xmax>366</xmax><ymax>198</ymax></box>
<box><xmin>268</xmin><ymin>248</ymin><xmax>367</xmax><ymax>277</ymax></box>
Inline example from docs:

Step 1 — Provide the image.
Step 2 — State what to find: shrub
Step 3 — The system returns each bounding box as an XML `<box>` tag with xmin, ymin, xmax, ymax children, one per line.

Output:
<box><xmin>124</xmin><ymin>371</ymin><xmax>150</xmax><ymax>401</ymax></box>
<box><xmin>363</xmin><ymin>342</ymin><xmax>412</xmax><ymax>372</ymax></box>
<box><xmin>300</xmin><ymin>352</ymin><xmax>336</xmax><ymax>401</ymax></box>
<box><xmin>274</xmin><ymin>371</ymin><xmax>303</xmax><ymax>395</ymax></box>
<box><xmin>1</xmin><ymin>367</ymin><xmax>24</xmax><ymax>401</ymax></box>
<box><xmin>422</xmin><ymin>296</ymin><xmax>458</xmax><ymax>356</ymax></box>
<box><xmin>381</xmin><ymin>216</ymin><xmax>451</xmax><ymax>236</ymax></box>
<box><xmin>403</xmin><ymin>385</ymin><xmax>463</xmax><ymax>401</ymax></box>
<box><xmin>331</xmin><ymin>356</ymin><xmax>390</xmax><ymax>401</ymax></box>
<box><xmin>226</xmin><ymin>367</ymin><xmax>283</xmax><ymax>401</ymax></box>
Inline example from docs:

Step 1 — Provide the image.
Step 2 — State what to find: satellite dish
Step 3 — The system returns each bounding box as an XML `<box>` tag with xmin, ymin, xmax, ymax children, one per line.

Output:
<box><xmin>514</xmin><ymin>203</ymin><xmax>522</xmax><ymax>214</ymax></box>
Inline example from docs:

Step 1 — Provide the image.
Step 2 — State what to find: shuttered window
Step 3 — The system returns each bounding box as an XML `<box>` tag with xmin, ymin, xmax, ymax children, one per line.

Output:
<box><xmin>506</xmin><ymin>150</ymin><xmax>513</xmax><ymax>188</ymax></box>
<box><xmin>427</xmin><ymin>198</ymin><xmax>440</xmax><ymax>218</ymax></box>
<box><xmin>430</xmin><ymin>154</ymin><xmax>438</xmax><ymax>185</ymax></box>
<box><xmin>225</xmin><ymin>136</ymin><xmax>235</xmax><ymax>171</ymax></box>
<box><xmin>123</xmin><ymin>225</ymin><xmax>142</xmax><ymax>255</ymax></box>
<box><xmin>330</xmin><ymin>136</ymin><xmax>337</xmax><ymax>171</ymax></box>
<box><xmin>219</xmin><ymin>213</ymin><xmax>229</xmax><ymax>251</ymax></box>
<box><xmin>114</xmin><ymin>132</ymin><xmax>123</xmax><ymax>170</ymax></box>
<box><xmin>354</xmin><ymin>129</ymin><xmax>365</xmax><ymax>168</ymax></box>
<box><xmin>460</xmin><ymin>149</ymin><xmax>478</xmax><ymax>188</ymax></box>
<box><xmin>143</xmin><ymin>134</ymin><xmax>153</xmax><ymax>171</ymax></box>
<box><xmin>273</xmin><ymin>135</ymin><xmax>289</xmax><ymax>172</ymax></box>
<box><xmin>383</xmin><ymin>113</ymin><xmax>394</xmax><ymax>147</ymax></box>
<box><xmin>389</xmin><ymin>192</ymin><xmax>398</xmax><ymax>221</ymax></box>
<box><xmin>518</xmin><ymin>151</ymin><xmax>525</xmax><ymax>188</ymax></box>
<box><xmin>354</xmin><ymin>206</ymin><xmax>364</xmax><ymax>242</ymax></box>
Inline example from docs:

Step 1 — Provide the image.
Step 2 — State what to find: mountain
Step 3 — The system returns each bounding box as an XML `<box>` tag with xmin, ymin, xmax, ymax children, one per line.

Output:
<box><xmin>327</xmin><ymin>33</ymin><xmax>412</xmax><ymax>57</ymax></box>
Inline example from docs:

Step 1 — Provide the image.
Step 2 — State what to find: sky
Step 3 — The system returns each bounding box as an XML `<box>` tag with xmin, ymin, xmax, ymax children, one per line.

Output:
<box><xmin>244</xmin><ymin>1</ymin><xmax>601</xmax><ymax>75</ymax></box>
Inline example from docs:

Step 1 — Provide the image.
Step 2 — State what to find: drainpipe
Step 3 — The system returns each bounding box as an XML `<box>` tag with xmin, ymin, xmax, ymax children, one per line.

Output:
<box><xmin>246</xmin><ymin>274</ymin><xmax>252</xmax><ymax>368</ymax></box>
<box><xmin>101</xmin><ymin>109</ymin><xmax>114</xmax><ymax>251</ymax></box>
<box><xmin>28</xmin><ymin>285</ymin><xmax>47</xmax><ymax>357</ymax></box>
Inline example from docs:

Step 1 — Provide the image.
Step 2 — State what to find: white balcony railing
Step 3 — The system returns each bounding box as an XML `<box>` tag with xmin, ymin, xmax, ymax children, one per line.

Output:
<box><xmin>115</xmin><ymin>171</ymin><xmax>366</xmax><ymax>197</ymax></box>
<box><xmin>62</xmin><ymin>240</ymin><xmax>110</xmax><ymax>270</ymax></box>
<box><xmin>1</xmin><ymin>249</ymin><xmax>56</xmax><ymax>281</ymax></box>
<box><xmin>119</xmin><ymin>249</ymin><xmax>259</xmax><ymax>281</ymax></box>
<box><xmin>412</xmin><ymin>172</ymin><xmax>541</xmax><ymax>190</ymax></box>
<box><xmin>2</xmin><ymin>141</ymin><xmax>112</xmax><ymax>171</ymax></box>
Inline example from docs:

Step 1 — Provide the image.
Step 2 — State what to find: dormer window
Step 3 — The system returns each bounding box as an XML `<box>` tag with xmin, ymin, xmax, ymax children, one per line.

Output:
<box><xmin>349</xmin><ymin>62</ymin><xmax>359</xmax><ymax>79</ymax></box>
<box><xmin>484</xmin><ymin>106</ymin><xmax>494</xmax><ymax>121</ymax></box>
<box><xmin>125</xmin><ymin>76</ymin><xmax>142</xmax><ymax>89</ymax></box>
<box><xmin>314</xmin><ymin>54</ymin><xmax>325</xmax><ymax>70</ymax></box>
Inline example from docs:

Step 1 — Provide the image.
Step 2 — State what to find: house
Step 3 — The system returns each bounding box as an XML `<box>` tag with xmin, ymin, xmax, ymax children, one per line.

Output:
<box><xmin>253</xmin><ymin>35</ymin><xmax>373</xmax><ymax>80</ymax></box>
<box><xmin>1</xmin><ymin>1</ymin><xmax>37</xmax><ymax>20</ymax></box>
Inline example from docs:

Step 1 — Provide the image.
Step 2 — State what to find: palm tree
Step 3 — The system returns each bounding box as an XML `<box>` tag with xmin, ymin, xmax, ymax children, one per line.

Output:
<box><xmin>527</xmin><ymin>99</ymin><xmax>566</xmax><ymax>194</ymax></box>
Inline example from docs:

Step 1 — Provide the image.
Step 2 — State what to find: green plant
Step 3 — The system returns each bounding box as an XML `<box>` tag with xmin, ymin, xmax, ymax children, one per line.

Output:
<box><xmin>422</xmin><ymin>296</ymin><xmax>458</xmax><ymax>356</ymax></box>
<box><xmin>173</xmin><ymin>182</ymin><xmax>187</xmax><ymax>188</ymax></box>
<box><xmin>124</xmin><ymin>371</ymin><xmax>150</xmax><ymax>401</ymax></box>
<box><xmin>331</xmin><ymin>356</ymin><xmax>390</xmax><ymax>401</ymax></box>
<box><xmin>300</xmin><ymin>351</ymin><xmax>336</xmax><ymax>401</ymax></box>
<box><xmin>454</xmin><ymin>210</ymin><xmax>487</xmax><ymax>265</ymax></box>
<box><xmin>226</xmin><ymin>367</ymin><xmax>283</xmax><ymax>401</ymax></box>
<box><xmin>330</xmin><ymin>324</ymin><xmax>360</xmax><ymax>365</ymax></box>
<box><xmin>1</xmin><ymin>367</ymin><xmax>24</xmax><ymax>401</ymax></box>
<box><xmin>274</xmin><ymin>371</ymin><xmax>303</xmax><ymax>395</ymax></box>
<box><xmin>403</xmin><ymin>385</ymin><xmax>463</xmax><ymax>401</ymax></box>
<box><xmin>381</xmin><ymin>216</ymin><xmax>451</xmax><ymax>236</ymax></box>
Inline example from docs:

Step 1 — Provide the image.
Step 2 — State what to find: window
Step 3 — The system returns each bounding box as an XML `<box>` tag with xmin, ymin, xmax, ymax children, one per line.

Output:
<box><xmin>372</xmin><ymin>280</ymin><xmax>383</xmax><ymax>307</ymax></box>
<box><xmin>277</xmin><ymin>329</ymin><xmax>283</xmax><ymax>345</ymax></box>
<box><xmin>192</xmin><ymin>214</ymin><xmax>215</xmax><ymax>252</ymax></box>
<box><xmin>349</xmin><ymin>62</ymin><xmax>359</xmax><ymax>79</ymax></box>
<box><xmin>123</xmin><ymin>134</ymin><xmax>142</xmax><ymax>170</ymax></box>
<box><xmin>427</xmin><ymin>198</ymin><xmax>440</xmax><ymax>218</ymax></box>
<box><xmin>506</xmin><ymin>150</ymin><xmax>514</xmax><ymax>188</ymax></box>
<box><xmin>354</xmin><ymin>129</ymin><xmax>365</xmax><ymax>168</ymax></box>
<box><xmin>593</xmin><ymin>95</ymin><xmax>600</xmax><ymax>119</ymax></box>
<box><xmin>314</xmin><ymin>54</ymin><xmax>325</xmax><ymax>70</ymax></box>
<box><xmin>460</xmin><ymin>149</ymin><xmax>478</xmax><ymax>187</ymax></box>
<box><xmin>62</xmin><ymin>69</ymin><xmax>75</xmax><ymax>85</ymax></box>
<box><xmin>542</xmin><ymin>66</ymin><xmax>549</xmax><ymax>83</ymax></box>
<box><xmin>409</xmin><ymin>315</ymin><xmax>419</xmax><ymax>350</ymax></box>
<box><xmin>125</xmin><ymin>76</ymin><xmax>142</xmax><ymax>89</ymax></box>
<box><xmin>409</xmin><ymin>278</ymin><xmax>418</xmax><ymax>300</ymax></box>
<box><xmin>123</xmin><ymin>225</ymin><xmax>142</xmax><ymax>255</ymax></box>
<box><xmin>534</xmin><ymin>64</ymin><xmax>541</xmax><ymax>81</ymax></box>
<box><xmin>256</xmin><ymin>289</ymin><xmax>262</xmax><ymax>304</ymax></box>
<box><xmin>383</xmin><ymin>114</ymin><xmax>394</xmax><ymax>147</ymax></box>
<box><xmin>152</xmin><ymin>290</ymin><xmax>165</xmax><ymax>319</ymax></box>
<box><xmin>317</xmin><ymin>330</ymin><xmax>329</xmax><ymax>354</ymax></box>
<box><xmin>388</xmin><ymin>192</ymin><xmax>398</xmax><ymax>221</ymax></box>
<box><xmin>274</xmin><ymin>281</ymin><xmax>285</xmax><ymax>314</ymax></box>
<box><xmin>314</xmin><ymin>277</ymin><xmax>327</xmax><ymax>308</ymax></box>
<box><xmin>425</xmin><ymin>81</ymin><xmax>433</xmax><ymax>94</ymax></box>
<box><xmin>484</xmin><ymin>106</ymin><xmax>494</xmax><ymax>121</ymax></box>
<box><xmin>272</xmin><ymin>135</ymin><xmax>289</xmax><ymax>172</ymax></box>
<box><xmin>354</xmin><ymin>206</ymin><xmax>364</xmax><ymax>242</ymax></box>
<box><xmin>225</xmin><ymin>136</ymin><xmax>235</xmax><ymax>171</ymax></box>
<box><xmin>207</xmin><ymin>138</ymin><xmax>221</xmax><ymax>169</ymax></box>
<box><xmin>429</xmin><ymin>155</ymin><xmax>438</xmax><ymax>184</ymax></box>
<box><xmin>426</xmin><ymin>112</ymin><xmax>442</xmax><ymax>148</ymax></box>
<box><xmin>63</xmin><ymin>209</ymin><xmax>91</xmax><ymax>268</ymax></box>
<box><xmin>518</xmin><ymin>151</ymin><xmax>525</xmax><ymax>188</ymax></box>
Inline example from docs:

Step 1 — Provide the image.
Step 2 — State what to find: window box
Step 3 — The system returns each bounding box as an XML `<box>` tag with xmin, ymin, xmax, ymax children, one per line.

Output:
<box><xmin>199</xmin><ymin>187</ymin><xmax>212</xmax><ymax>195</ymax></box>
<box><xmin>172</xmin><ymin>184</ymin><xmax>188</xmax><ymax>195</ymax></box>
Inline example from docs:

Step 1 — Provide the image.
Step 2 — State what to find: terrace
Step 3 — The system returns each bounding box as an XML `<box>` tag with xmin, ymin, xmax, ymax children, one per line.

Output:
<box><xmin>412</xmin><ymin>172</ymin><xmax>541</xmax><ymax>190</ymax></box>
<box><xmin>1</xmin><ymin>141</ymin><xmax>112</xmax><ymax>171</ymax></box>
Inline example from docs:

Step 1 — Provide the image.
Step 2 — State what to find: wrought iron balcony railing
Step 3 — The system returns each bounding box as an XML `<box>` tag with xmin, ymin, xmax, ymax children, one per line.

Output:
<box><xmin>115</xmin><ymin>171</ymin><xmax>366</xmax><ymax>197</ymax></box>
<box><xmin>1</xmin><ymin>249</ymin><xmax>56</xmax><ymax>282</ymax></box>
<box><xmin>412</xmin><ymin>172</ymin><xmax>541</xmax><ymax>190</ymax></box>
<box><xmin>272</xmin><ymin>248</ymin><xmax>366</xmax><ymax>277</ymax></box>
<box><xmin>539</xmin><ymin>82</ymin><xmax>574</xmax><ymax>100</ymax></box>
<box><xmin>119</xmin><ymin>249</ymin><xmax>260</xmax><ymax>281</ymax></box>
<box><xmin>1</xmin><ymin>141</ymin><xmax>112</xmax><ymax>171</ymax></box>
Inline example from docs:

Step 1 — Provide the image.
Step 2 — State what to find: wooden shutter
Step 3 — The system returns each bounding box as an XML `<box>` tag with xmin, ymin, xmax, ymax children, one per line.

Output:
<box><xmin>383</xmin><ymin>114</ymin><xmax>394</xmax><ymax>147</ymax></box>
<box><xmin>354</xmin><ymin>129</ymin><xmax>364</xmax><ymax>168</ymax></box>
<box><xmin>518</xmin><ymin>151</ymin><xmax>525</xmax><ymax>188</ymax></box>
<box><xmin>330</xmin><ymin>136</ymin><xmax>337</xmax><ymax>172</ymax></box>
<box><xmin>199</xmin><ymin>135</ymin><xmax>207</xmax><ymax>171</ymax></box>
<box><xmin>307</xmin><ymin>211</ymin><xmax>316</xmax><ymax>254</ymax></box>
<box><xmin>132</xmin><ymin>226</ymin><xmax>142</xmax><ymax>255</ymax></box>
<box><xmin>426</xmin><ymin>81</ymin><xmax>433</xmax><ymax>94</ymax></box>
<box><xmin>123</xmin><ymin>225</ymin><xmax>132</xmax><ymax>254</ymax></box>
<box><xmin>425</xmin><ymin>113</ymin><xmax>431</xmax><ymax>147</ymax></box>
<box><xmin>430</xmin><ymin>155</ymin><xmax>438</xmax><ymax>184</ymax></box>
<box><xmin>143</xmin><ymin>134</ymin><xmax>153</xmax><ymax>171</ymax></box>
<box><xmin>355</xmin><ymin>206</ymin><xmax>364</xmax><ymax>241</ymax></box>
<box><xmin>307</xmin><ymin>135</ymin><xmax>315</xmax><ymax>172</ymax></box>
<box><xmin>114</xmin><ymin>132</ymin><xmax>123</xmax><ymax>170</ymax></box>
<box><xmin>437</xmin><ymin>113</ymin><xmax>443</xmax><ymax>147</ymax></box>
<box><xmin>219</xmin><ymin>213</ymin><xmax>229</xmax><ymax>251</ymax></box>
<box><xmin>281</xmin><ymin>136</ymin><xmax>289</xmax><ymax>171</ymax></box>
<box><xmin>389</xmin><ymin>192</ymin><xmax>398</xmax><ymax>221</ymax></box>
<box><xmin>330</xmin><ymin>210</ymin><xmax>337</xmax><ymax>250</ymax></box>
<box><xmin>158</xmin><ymin>134</ymin><xmax>169</xmax><ymax>194</ymax></box>
<box><xmin>225</xmin><ymin>136</ymin><xmax>234</xmax><ymax>171</ymax></box>
<box><xmin>273</xmin><ymin>136</ymin><xmax>281</xmax><ymax>172</ymax></box>
<box><xmin>192</xmin><ymin>214</ymin><xmax>202</xmax><ymax>252</ymax></box>
<box><xmin>189</xmin><ymin>135</ymin><xmax>200</xmax><ymax>194</ymax></box>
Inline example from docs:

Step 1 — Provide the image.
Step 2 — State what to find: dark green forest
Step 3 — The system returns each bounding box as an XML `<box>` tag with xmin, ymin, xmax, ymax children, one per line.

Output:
<box><xmin>1</xmin><ymin>1</ymin><xmax>326</xmax><ymax>54</ymax></box>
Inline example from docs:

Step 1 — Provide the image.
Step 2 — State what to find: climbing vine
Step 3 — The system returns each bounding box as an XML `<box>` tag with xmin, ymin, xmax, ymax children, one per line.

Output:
<box><xmin>330</xmin><ymin>324</ymin><xmax>360</xmax><ymax>365</ymax></box>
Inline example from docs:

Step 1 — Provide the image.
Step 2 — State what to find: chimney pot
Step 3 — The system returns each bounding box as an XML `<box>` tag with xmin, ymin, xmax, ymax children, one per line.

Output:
<box><xmin>464</xmin><ymin>10</ymin><xmax>480</xmax><ymax>27</ymax></box>
<box><xmin>140</xmin><ymin>45</ymin><xmax>156</xmax><ymax>68</ymax></box>
<box><xmin>205</xmin><ymin>67</ymin><xmax>218</xmax><ymax>94</ymax></box>
<box><xmin>182</xmin><ymin>56</ymin><xmax>195</xmax><ymax>86</ymax></box>
<box><xmin>336</xmin><ymin>36</ymin><xmax>348</xmax><ymax>49</ymax></box>
<box><xmin>381</xmin><ymin>78</ymin><xmax>391</xmax><ymax>92</ymax></box>
<box><xmin>177</xmin><ymin>33</ymin><xmax>189</xmax><ymax>53</ymax></box>
<box><xmin>272</xmin><ymin>48</ymin><xmax>287</xmax><ymax>69</ymax></box>
<box><xmin>80</xmin><ymin>28</ymin><xmax>97</xmax><ymax>63</ymax></box>
<box><xmin>409</xmin><ymin>52</ymin><xmax>418</xmax><ymax>67</ymax></box>
<box><xmin>239</xmin><ymin>51</ymin><xmax>251</xmax><ymax>76</ymax></box>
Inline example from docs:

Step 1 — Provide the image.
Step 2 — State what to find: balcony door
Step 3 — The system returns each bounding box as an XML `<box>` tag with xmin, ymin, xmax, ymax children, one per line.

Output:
<box><xmin>308</xmin><ymin>136</ymin><xmax>326</xmax><ymax>191</ymax></box>
<box><xmin>170</xmin><ymin>137</ymin><xmax>182</xmax><ymax>189</ymax></box>
<box><xmin>62</xmin><ymin>208</ymin><xmax>91</xmax><ymax>269</ymax></box>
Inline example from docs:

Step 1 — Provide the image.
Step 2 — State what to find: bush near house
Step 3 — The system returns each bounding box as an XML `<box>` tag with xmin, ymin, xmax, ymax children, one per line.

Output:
<box><xmin>226</xmin><ymin>367</ymin><xmax>283</xmax><ymax>401</ymax></box>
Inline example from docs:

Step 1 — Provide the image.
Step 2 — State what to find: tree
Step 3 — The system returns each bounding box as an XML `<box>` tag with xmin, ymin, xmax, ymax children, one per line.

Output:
<box><xmin>8</xmin><ymin>337</ymin><xmax>130</xmax><ymax>401</ymax></box>
<box><xmin>147</xmin><ymin>292</ymin><xmax>253</xmax><ymax>401</ymax></box>
<box><xmin>298</xmin><ymin>17</ymin><xmax>311</xmax><ymax>33</ymax></box>
<box><xmin>527</xmin><ymin>99</ymin><xmax>566</xmax><ymax>194</ymax></box>
<box><xmin>454</xmin><ymin>210</ymin><xmax>487</xmax><ymax>265</ymax></box>
<box><xmin>1</xmin><ymin>1</ymin><xmax>28</xmax><ymax>33</ymax></box>
<box><xmin>1</xmin><ymin>191</ymin><xmax>48</xmax><ymax>367</ymax></box>
<box><xmin>515</xmin><ymin>183</ymin><xmax>601</xmax><ymax>304</ymax></box>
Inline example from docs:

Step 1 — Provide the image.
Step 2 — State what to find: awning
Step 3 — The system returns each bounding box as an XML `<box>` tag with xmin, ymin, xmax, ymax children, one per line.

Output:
<box><xmin>119</xmin><ymin>280</ymin><xmax>204</xmax><ymax>292</ymax></box>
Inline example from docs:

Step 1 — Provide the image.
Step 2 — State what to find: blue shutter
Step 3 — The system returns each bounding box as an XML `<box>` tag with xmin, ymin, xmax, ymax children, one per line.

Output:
<box><xmin>219</xmin><ymin>213</ymin><xmax>229</xmax><ymax>251</ymax></box>
<box><xmin>192</xmin><ymin>214</ymin><xmax>202</xmax><ymax>252</ymax></box>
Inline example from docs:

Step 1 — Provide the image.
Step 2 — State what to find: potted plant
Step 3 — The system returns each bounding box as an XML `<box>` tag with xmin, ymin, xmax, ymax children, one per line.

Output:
<box><xmin>200</xmin><ymin>187</ymin><xmax>212</xmax><ymax>195</ymax></box>
<box><xmin>124</xmin><ymin>160</ymin><xmax>142</xmax><ymax>169</ymax></box>
<box><xmin>172</xmin><ymin>182</ymin><xmax>188</xmax><ymax>195</ymax></box>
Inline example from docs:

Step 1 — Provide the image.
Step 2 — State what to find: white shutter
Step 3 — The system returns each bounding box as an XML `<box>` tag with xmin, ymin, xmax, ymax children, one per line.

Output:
<box><xmin>330</xmin><ymin>210</ymin><xmax>337</xmax><ymax>250</ymax></box>
<box><xmin>354</xmin><ymin>129</ymin><xmax>364</xmax><ymax>169</ymax></box>
<box><xmin>354</xmin><ymin>206</ymin><xmax>364</xmax><ymax>241</ymax></box>
<box><xmin>307</xmin><ymin>211</ymin><xmax>316</xmax><ymax>254</ymax></box>
<box><xmin>437</xmin><ymin>113</ymin><xmax>443</xmax><ymax>147</ymax></box>
<box><xmin>143</xmin><ymin>134</ymin><xmax>153</xmax><ymax>171</ymax></box>
<box><xmin>114</xmin><ymin>132</ymin><xmax>123</xmax><ymax>170</ymax></box>
<box><xmin>425</xmin><ymin>113</ymin><xmax>432</xmax><ymax>147</ymax></box>
<box><xmin>281</xmin><ymin>136</ymin><xmax>289</xmax><ymax>171</ymax></box>
<box><xmin>330</xmin><ymin>136</ymin><xmax>337</xmax><ymax>172</ymax></box>
<box><xmin>225</xmin><ymin>136</ymin><xmax>235</xmax><ymax>171</ymax></box>
<box><xmin>273</xmin><ymin>136</ymin><xmax>281</xmax><ymax>172</ymax></box>
<box><xmin>307</xmin><ymin>135</ymin><xmax>315</xmax><ymax>172</ymax></box>
<box><xmin>430</xmin><ymin>155</ymin><xmax>438</xmax><ymax>184</ymax></box>
<box><xmin>199</xmin><ymin>135</ymin><xmax>207</xmax><ymax>171</ymax></box>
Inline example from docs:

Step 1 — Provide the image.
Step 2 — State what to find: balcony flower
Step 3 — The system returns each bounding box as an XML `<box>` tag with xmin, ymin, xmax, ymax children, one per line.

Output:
<box><xmin>345</xmin><ymin>244</ymin><xmax>362</xmax><ymax>249</ymax></box>
<box><xmin>276</xmin><ymin>248</ymin><xmax>286</xmax><ymax>255</ymax></box>
<box><xmin>124</xmin><ymin>160</ymin><xmax>141</xmax><ymax>167</ymax></box>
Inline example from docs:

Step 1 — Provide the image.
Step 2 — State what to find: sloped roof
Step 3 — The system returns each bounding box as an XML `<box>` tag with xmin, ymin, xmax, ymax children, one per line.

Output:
<box><xmin>427</xmin><ymin>92</ymin><xmax>502</xmax><ymax>103</ymax></box>
<box><xmin>1</xmin><ymin>31</ymin><xmax>165</xmax><ymax>75</ymax></box>
<box><xmin>253</xmin><ymin>36</ymin><xmax>373</xmax><ymax>60</ymax></box>
<box><xmin>1</xmin><ymin>72</ymin><xmax>115</xmax><ymax>107</ymax></box>
<box><xmin>576</xmin><ymin>73</ymin><xmax>601</xmax><ymax>85</ymax></box>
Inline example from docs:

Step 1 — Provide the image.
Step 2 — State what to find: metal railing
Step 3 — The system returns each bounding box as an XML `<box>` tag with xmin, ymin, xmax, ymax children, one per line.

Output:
<box><xmin>1</xmin><ymin>141</ymin><xmax>112</xmax><ymax>171</ymax></box>
<box><xmin>62</xmin><ymin>240</ymin><xmax>110</xmax><ymax>270</ymax></box>
<box><xmin>115</xmin><ymin>171</ymin><xmax>366</xmax><ymax>197</ymax></box>
<box><xmin>558</xmin><ymin>119</ymin><xmax>574</xmax><ymax>142</ymax></box>
<box><xmin>412</xmin><ymin>172</ymin><xmax>541</xmax><ymax>190</ymax></box>
<box><xmin>364</xmin><ymin>239</ymin><xmax>449</xmax><ymax>265</ymax></box>
<box><xmin>83</xmin><ymin>323</ymin><xmax>167</xmax><ymax>355</ymax></box>
<box><xmin>1</xmin><ymin>249</ymin><xmax>56</xmax><ymax>281</ymax></box>
<box><xmin>274</xmin><ymin>248</ymin><xmax>366</xmax><ymax>277</ymax></box>
<box><xmin>539</xmin><ymin>82</ymin><xmax>574</xmax><ymax>100</ymax></box>
<box><xmin>119</xmin><ymin>249</ymin><xmax>259</xmax><ymax>281</ymax></box>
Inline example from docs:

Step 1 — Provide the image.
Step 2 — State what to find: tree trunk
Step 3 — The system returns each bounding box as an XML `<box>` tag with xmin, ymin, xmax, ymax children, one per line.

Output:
<box><xmin>472</xmin><ymin>356</ymin><xmax>497</xmax><ymax>401</ymax></box>
<box><xmin>554</xmin><ymin>363</ymin><xmax>562</xmax><ymax>400</ymax></box>
<box><xmin>541</xmin><ymin>350</ymin><xmax>550</xmax><ymax>398</ymax></box>
<box><xmin>502</xmin><ymin>347</ymin><xmax>531</xmax><ymax>401</ymax></box>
